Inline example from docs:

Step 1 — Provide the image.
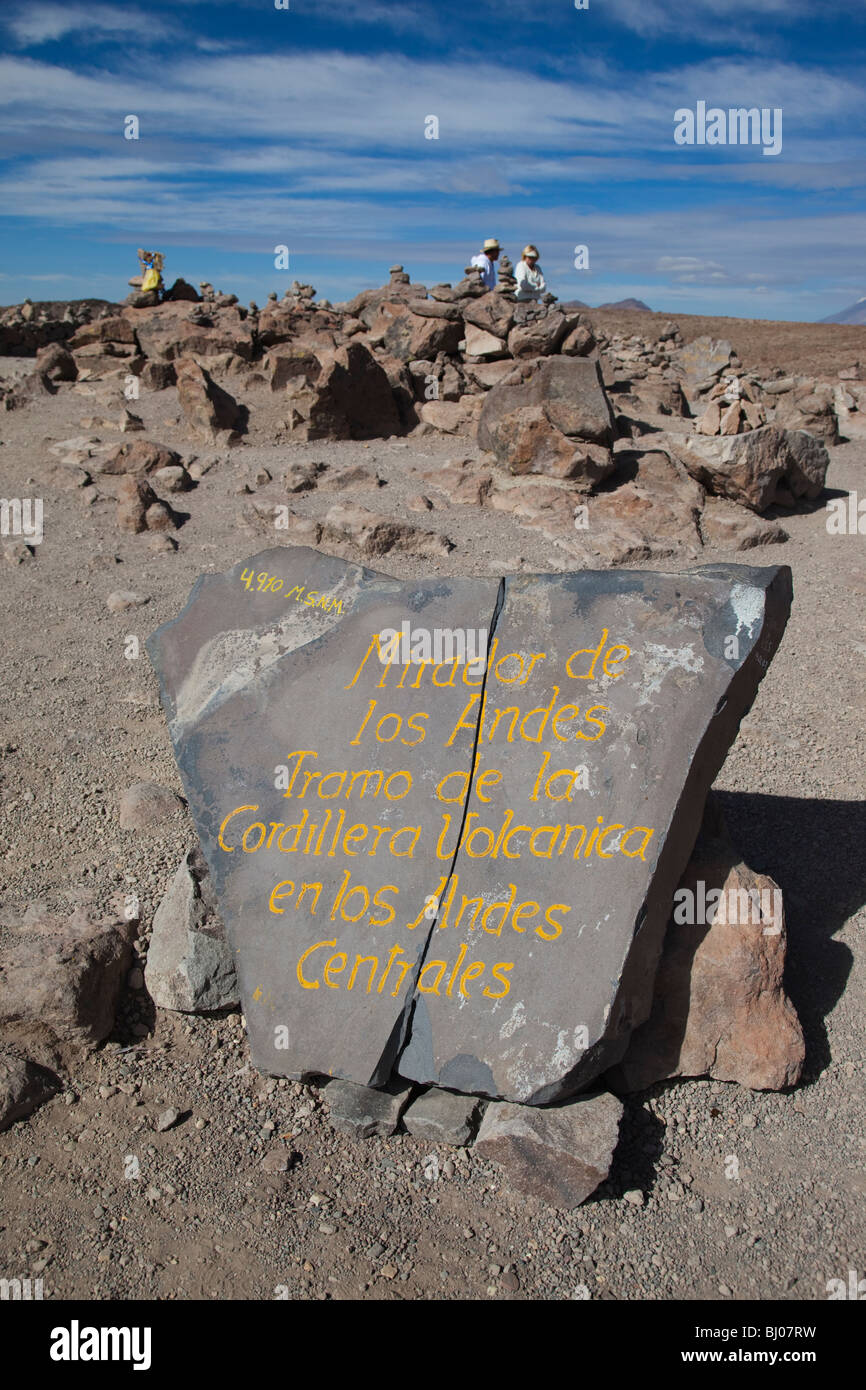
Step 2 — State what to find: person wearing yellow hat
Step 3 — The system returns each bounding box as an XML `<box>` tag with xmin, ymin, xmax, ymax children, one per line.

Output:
<box><xmin>470</xmin><ymin>237</ymin><xmax>501</xmax><ymax>290</ymax></box>
<box><xmin>514</xmin><ymin>244</ymin><xmax>547</xmax><ymax>302</ymax></box>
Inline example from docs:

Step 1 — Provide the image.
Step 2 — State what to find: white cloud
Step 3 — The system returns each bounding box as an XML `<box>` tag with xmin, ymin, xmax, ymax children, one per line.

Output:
<box><xmin>3</xmin><ymin>3</ymin><xmax>173</xmax><ymax>47</ymax></box>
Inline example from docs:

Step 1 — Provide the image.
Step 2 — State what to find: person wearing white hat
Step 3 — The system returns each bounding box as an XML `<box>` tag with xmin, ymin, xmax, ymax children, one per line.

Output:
<box><xmin>514</xmin><ymin>244</ymin><xmax>547</xmax><ymax>302</ymax></box>
<box><xmin>470</xmin><ymin>237</ymin><xmax>501</xmax><ymax>290</ymax></box>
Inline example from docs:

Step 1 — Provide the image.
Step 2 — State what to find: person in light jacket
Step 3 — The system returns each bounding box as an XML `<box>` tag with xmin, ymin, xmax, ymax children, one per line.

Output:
<box><xmin>470</xmin><ymin>237</ymin><xmax>501</xmax><ymax>290</ymax></box>
<box><xmin>514</xmin><ymin>244</ymin><xmax>546</xmax><ymax>301</ymax></box>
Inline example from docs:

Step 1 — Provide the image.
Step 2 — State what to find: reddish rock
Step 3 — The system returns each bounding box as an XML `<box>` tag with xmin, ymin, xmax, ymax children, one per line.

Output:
<box><xmin>700</xmin><ymin>498</ymin><xmax>789</xmax><ymax>550</ymax></box>
<box><xmin>0</xmin><ymin>908</ymin><xmax>137</xmax><ymax>1066</ymax></box>
<box><xmin>140</xmin><ymin>360</ymin><xmax>177</xmax><ymax>391</ymax></box>
<box><xmin>419</xmin><ymin>399</ymin><xmax>476</xmax><ymax>435</ymax></box>
<box><xmin>560</xmin><ymin>322</ymin><xmax>595</xmax><ymax>357</ymax></box>
<box><xmin>507</xmin><ymin>311</ymin><xmax>568</xmax><ymax>359</ymax></box>
<box><xmin>175</xmin><ymin>357</ymin><xmax>245</xmax><ymax>443</ymax></box>
<box><xmin>478</xmin><ymin>356</ymin><xmax>615</xmax><ymax>482</ymax></box>
<box><xmin>133</xmin><ymin>304</ymin><xmax>254</xmax><ymax>362</ymax></box>
<box><xmin>35</xmin><ymin>342</ymin><xmax>77</xmax><ymax>382</ymax></box>
<box><xmin>374</xmin><ymin>305</ymin><xmax>464</xmax><ymax>363</ymax></box>
<box><xmin>462</xmin><ymin>291</ymin><xmax>515</xmax><ymax>340</ymax></box>
<box><xmin>475</xmin><ymin>1092</ymin><xmax>623</xmax><ymax>1208</ymax></box>
<box><xmin>101</xmin><ymin>439</ymin><xmax>182</xmax><ymax>477</ymax></box>
<box><xmin>321</xmin><ymin>503</ymin><xmax>453</xmax><ymax>559</ymax></box>
<box><xmin>0</xmin><ymin>1053</ymin><xmax>61</xmax><ymax>1132</ymax></box>
<box><xmin>610</xmin><ymin>800</ymin><xmax>805</xmax><ymax>1092</ymax></box>
<box><xmin>68</xmin><ymin>316</ymin><xmax>137</xmax><ymax>349</ymax></box>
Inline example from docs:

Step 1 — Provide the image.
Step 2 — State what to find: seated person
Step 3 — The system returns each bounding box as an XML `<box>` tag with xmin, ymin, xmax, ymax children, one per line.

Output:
<box><xmin>514</xmin><ymin>244</ymin><xmax>546</xmax><ymax>301</ymax></box>
<box><xmin>470</xmin><ymin>238</ymin><xmax>501</xmax><ymax>290</ymax></box>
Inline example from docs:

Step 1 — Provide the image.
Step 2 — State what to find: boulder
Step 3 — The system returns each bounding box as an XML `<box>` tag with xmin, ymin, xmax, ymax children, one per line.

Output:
<box><xmin>772</xmin><ymin>384</ymin><xmax>839</xmax><ymax>444</ymax></box>
<box><xmin>35</xmin><ymin>342</ymin><xmax>77</xmax><ymax>382</ymax></box>
<box><xmin>100</xmin><ymin>439</ymin><xmax>182</xmax><ymax>477</ymax></box>
<box><xmin>507</xmin><ymin>311</ymin><xmax>568</xmax><ymax>359</ymax></box>
<box><xmin>418</xmin><ymin>399</ymin><xmax>477</xmax><ymax>435</ymax></box>
<box><xmin>474</xmin><ymin>1092</ymin><xmax>623</xmax><ymax>1208</ymax></box>
<box><xmin>667</xmin><ymin>426</ymin><xmax>829</xmax><ymax>513</ymax></box>
<box><xmin>586</xmin><ymin>449</ymin><xmax>705</xmax><ymax>564</ymax></box>
<box><xmin>146</xmin><ymin>848</ymin><xmax>240</xmax><ymax>1013</ymax></box>
<box><xmin>462</xmin><ymin>291</ymin><xmax>515</xmax><ymax>340</ymax></box>
<box><xmin>0</xmin><ymin>1052</ymin><xmax>61</xmax><ymax>1132</ymax></box>
<box><xmin>68</xmin><ymin>316</ymin><xmax>137</xmax><ymax>349</ymax></box>
<box><xmin>700</xmin><ymin>498</ymin><xmax>788</xmax><ymax>550</ymax></box>
<box><xmin>175</xmin><ymin>357</ymin><xmax>245</xmax><ymax>443</ymax></box>
<box><xmin>478</xmin><ymin>356</ymin><xmax>615</xmax><ymax>483</ymax></box>
<box><xmin>321</xmin><ymin>503</ymin><xmax>454</xmax><ymax>559</ymax></box>
<box><xmin>402</xmin><ymin>1088</ymin><xmax>485</xmax><ymax>1146</ymax></box>
<box><xmin>377</xmin><ymin>307</ymin><xmax>464</xmax><ymax>363</ymax></box>
<box><xmin>162</xmin><ymin>277</ymin><xmax>200</xmax><ymax>303</ymax></box>
<box><xmin>560</xmin><ymin>322</ymin><xmax>596</xmax><ymax>357</ymax></box>
<box><xmin>311</xmin><ymin>341</ymin><xmax>401</xmax><ymax>439</ymax></box>
<box><xmin>677</xmin><ymin>336</ymin><xmax>734</xmax><ymax>388</ymax></box>
<box><xmin>119</xmin><ymin>780</ymin><xmax>185</xmax><ymax>830</ymax></box>
<box><xmin>116</xmin><ymin>477</ymin><xmax>165</xmax><ymax>533</ymax></box>
<box><xmin>0</xmin><ymin>908</ymin><xmax>136</xmax><ymax>1066</ymax></box>
<box><xmin>140</xmin><ymin>360</ymin><xmax>177</xmax><ymax>391</ymax></box>
<box><xmin>610</xmin><ymin>800</ymin><xmax>805</xmax><ymax>1091</ymax></box>
<box><xmin>133</xmin><ymin>304</ymin><xmax>254</xmax><ymax>361</ymax></box>
<box><xmin>464</xmin><ymin>323</ymin><xmax>507</xmax><ymax>359</ymax></box>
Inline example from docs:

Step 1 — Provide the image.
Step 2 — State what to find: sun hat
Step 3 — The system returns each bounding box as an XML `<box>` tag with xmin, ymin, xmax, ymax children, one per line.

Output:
<box><xmin>522</xmin><ymin>244</ymin><xmax>539</xmax><ymax>259</ymax></box>
<box><xmin>482</xmin><ymin>238</ymin><xmax>501</xmax><ymax>252</ymax></box>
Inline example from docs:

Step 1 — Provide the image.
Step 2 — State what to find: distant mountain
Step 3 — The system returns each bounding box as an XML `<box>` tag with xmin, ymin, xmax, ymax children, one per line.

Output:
<box><xmin>557</xmin><ymin>297</ymin><xmax>653</xmax><ymax>313</ymax></box>
<box><xmin>820</xmin><ymin>297</ymin><xmax>866</xmax><ymax>325</ymax></box>
<box><xmin>596</xmin><ymin>298</ymin><xmax>652</xmax><ymax>312</ymax></box>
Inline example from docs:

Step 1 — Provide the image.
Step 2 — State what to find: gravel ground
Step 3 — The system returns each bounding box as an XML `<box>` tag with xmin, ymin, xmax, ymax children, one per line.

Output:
<box><xmin>0</xmin><ymin>343</ymin><xmax>864</xmax><ymax>1302</ymax></box>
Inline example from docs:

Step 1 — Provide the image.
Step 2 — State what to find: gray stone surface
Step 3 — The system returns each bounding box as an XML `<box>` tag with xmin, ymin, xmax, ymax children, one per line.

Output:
<box><xmin>402</xmin><ymin>1087</ymin><xmax>485</xmax><ymax>1146</ymax></box>
<box><xmin>397</xmin><ymin>564</ymin><xmax>791</xmax><ymax>1102</ymax></box>
<box><xmin>677</xmin><ymin>336</ymin><xmax>733</xmax><ymax>387</ymax></box>
<box><xmin>146</xmin><ymin>847</ymin><xmax>240</xmax><ymax>1013</ymax></box>
<box><xmin>148</xmin><ymin>547</ymin><xmax>791</xmax><ymax>1104</ymax></box>
<box><xmin>325</xmin><ymin>1078</ymin><xmax>412</xmax><ymax>1138</ymax></box>
<box><xmin>147</xmin><ymin>546</ymin><xmax>499</xmax><ymax>1087</ymax></box>
<box><xmin>474</xmin><ymin>1091</ymin><xmax>623</xmax><ymax>1207</ymax></box>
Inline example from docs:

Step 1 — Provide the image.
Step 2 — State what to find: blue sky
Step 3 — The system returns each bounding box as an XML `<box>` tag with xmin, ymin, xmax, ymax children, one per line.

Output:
<box><xmin>0</xmin><ymin>0</ymin><xmax>863</xmax><ymax>320</ymax></box>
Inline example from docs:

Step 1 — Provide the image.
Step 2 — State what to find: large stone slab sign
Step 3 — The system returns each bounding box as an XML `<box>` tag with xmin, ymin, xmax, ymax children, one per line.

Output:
<box><xmin>147</xmin><ymin>547</ymin><xmax>791</xmax><ymax>1104</ymax></box>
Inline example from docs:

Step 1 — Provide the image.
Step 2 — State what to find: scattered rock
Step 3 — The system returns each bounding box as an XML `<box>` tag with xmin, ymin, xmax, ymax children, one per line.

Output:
<box><xmin>119</xmin><ymin>781</ymin><xmax>185</xmax><ymax>831</ymax></box>
<box><xmin>106</xmin><ymin>590</ymin><xmax>150</xmax><ymax>613</ymax></box>
<box><xmin>325</xmin><ymin>1079</ymin><xmax>413</xmax><ymax>1139</ymax></box>
<box><xmin>402</xmin><ymin>1088</ymin><xmax>485</xmax><ymax>1146</ymax></box>
<box><xmin>321</xmin><ymin>503</ymin><xmax>454</xmax><ymax>558</ymax></box>
<box><xmin>0</xmin><ymin>1053</ymin><xmax>61</xmax><ymax>1132</ymax></box>
<box><xmin>474</xmin><ymin>1092</ymin><xmax>624</xmax><ymax>1208</ymax></box>
<box><xmin>146</xmin><ymin>848</ymin><xmax>240</xmax><ymax>1013</ymax></box>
